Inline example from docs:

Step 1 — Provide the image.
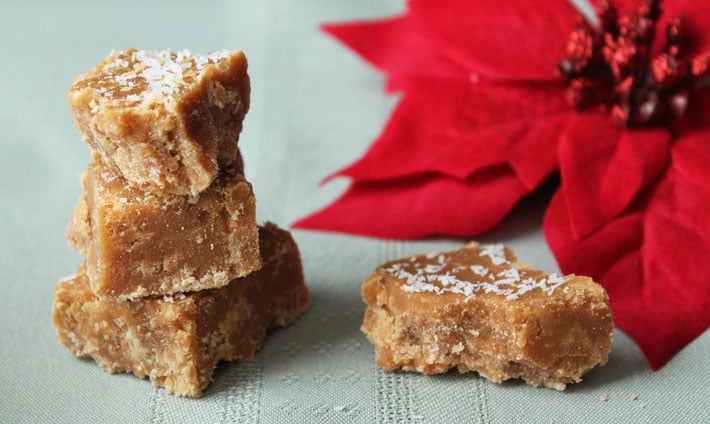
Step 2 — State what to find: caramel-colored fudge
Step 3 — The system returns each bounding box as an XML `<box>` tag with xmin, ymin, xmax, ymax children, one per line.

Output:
<box><xmin>67</xmin><ymin>160</ymin><xmax>259</xmax><ymax>300</ymax></box>
<box><xmin>68</xmin><ymin>48</ymin><xmax>250</xmax><ymax>195</ymax></box>
<box><xmin>361</xmin><ymin>242</ymin><xmax>613</xmax><ymax>390</ymax></box>
<box><xmin>53</xmin><ymin>224</ymin><xmax>310</xmax><ymax>398</ymax></box>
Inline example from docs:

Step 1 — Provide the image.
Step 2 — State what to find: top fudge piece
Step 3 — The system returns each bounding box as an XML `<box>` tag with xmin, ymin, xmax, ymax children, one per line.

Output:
<box><xmin>361</xmin><ymin>242</ymin><xmax>614</xmax><ymax>390</ymax></box>
<box><xmin>68</xmin><ymin>48</ymin><xmax>250</xmax><ymax>195</ymax></box>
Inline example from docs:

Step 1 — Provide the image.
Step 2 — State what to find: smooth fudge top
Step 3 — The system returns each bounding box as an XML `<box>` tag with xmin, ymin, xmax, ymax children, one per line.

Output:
<box><xmin>68</xmin><ymin>48</ymin><xmax>250</xmax><ymax>196</ymax></box>
<box><xmin>377</xmin><ymin>242</ymin><xmax>596</xmax><ymax>303</ymax></box>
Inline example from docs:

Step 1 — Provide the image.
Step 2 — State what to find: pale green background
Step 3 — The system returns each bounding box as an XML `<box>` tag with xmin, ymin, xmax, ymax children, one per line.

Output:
<box><xmin>0</xmin><ymin>1</ymin><xmax>707</xmax><ymax>423</ymax></box>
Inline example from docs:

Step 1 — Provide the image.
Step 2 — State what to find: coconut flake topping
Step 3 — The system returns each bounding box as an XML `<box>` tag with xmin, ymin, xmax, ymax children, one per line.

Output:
<box><xmin>384</xmin><ymin>244</ymin><xmax>568</xmax><ymax>301</ymax></box>
<box><xmin>92</xmin><ymin>48</ymin><xmax>232</xmax><ymax>107</ymax></box>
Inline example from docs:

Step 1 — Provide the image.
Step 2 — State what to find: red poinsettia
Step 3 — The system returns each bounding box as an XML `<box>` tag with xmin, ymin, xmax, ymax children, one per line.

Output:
<box><xmin>293</xmin><ymin>0</ymin><xmax>710</xmax><ymax>369</ymax></box>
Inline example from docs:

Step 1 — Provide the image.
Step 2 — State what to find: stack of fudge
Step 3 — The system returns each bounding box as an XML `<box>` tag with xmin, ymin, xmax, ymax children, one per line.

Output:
<box><xmin>52</xmin><ymin>49</ymin><xmax>309</xmax><ymax>398</ymax></box>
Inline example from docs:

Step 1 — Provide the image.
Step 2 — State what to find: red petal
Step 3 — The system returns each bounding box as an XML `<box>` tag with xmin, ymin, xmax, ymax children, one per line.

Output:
<box><xmin>544</xmin><ymin>189</ymin><xmax>643</xmax><ymax>279</ymax></box>
<box><xmin>321</xmin><ymin>15</ymin><xmax>464</xmax><ymax>91</ymax></box>
<box><xmin>670</xmin><ymin>128</ymin><xmax>710</xmax><ymax>188</ymax></box>
<box><xmin>545</xmin><ymin>131</ymin><xmax>710</xmax><ymax>369</ymax></box>
<box><xmin>333</xmin><ymin>78</ymin><xmax>570</xmax><ymax>190</ymax></box>
<box><xmin>408</xmin><ymin>0</ymin><xmax>578</xmax><ymax>81</ymax></box>
<box><xmin>558</xmin><ymin>113</ymin><xmax>671</xmax><ymax>239</ymax></box>
<box><xmin>293</xmin><ymin>166</ymin><xmax>528</xmax><ymax>239</ymax></box>
<box><xmin>590</xmin><ymin>0</ymin><xmax>638</xmax><ymax>13</ymax></box>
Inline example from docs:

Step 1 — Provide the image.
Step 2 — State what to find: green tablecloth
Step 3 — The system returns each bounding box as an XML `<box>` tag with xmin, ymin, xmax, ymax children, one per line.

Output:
<box><xmin>0</xmin><ymin>1</ymin><xmax>707</xmax><ymax>422</ymax></box>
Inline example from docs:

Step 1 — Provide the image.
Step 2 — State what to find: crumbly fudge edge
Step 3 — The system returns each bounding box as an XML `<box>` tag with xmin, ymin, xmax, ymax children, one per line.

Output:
<box><xmin>53</xmin><ymin>224</ymin><xmax>309</xmax><ymax>398</ymax></box>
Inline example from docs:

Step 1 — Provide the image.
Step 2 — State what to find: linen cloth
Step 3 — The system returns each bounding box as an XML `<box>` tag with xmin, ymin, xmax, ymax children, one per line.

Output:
<box><xmin>0</xmin><ymin>1</ymin><xmax>706</xmax><ymax>422</ymax></box>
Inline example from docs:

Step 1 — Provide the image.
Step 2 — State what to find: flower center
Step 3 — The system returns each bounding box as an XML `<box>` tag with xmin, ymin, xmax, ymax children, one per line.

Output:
<box><xmin>558</xmin><ymin>0</ymin><xmax>709</xmax><ymax>128</ymax></box>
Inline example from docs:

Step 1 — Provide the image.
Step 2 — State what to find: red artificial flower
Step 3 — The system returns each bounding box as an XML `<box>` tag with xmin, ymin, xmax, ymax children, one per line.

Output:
<box><xmin>293</xmin><ymin>0</ymin><xmax>710</xmax><ymax>369</ymax></box>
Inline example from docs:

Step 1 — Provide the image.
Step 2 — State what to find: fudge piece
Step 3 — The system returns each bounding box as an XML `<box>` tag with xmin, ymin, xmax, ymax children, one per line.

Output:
<box><xmin>66</xmin><ymin>160</ymin><xmax>259</xmax><ymax>300</ymax></box>
<box><xmin>53</xmin><ymin>223</ymin><xmax>310</xmax><ymax>398</ymax></box>
<box><xmin>361</xmin><ymin>242</ymin><xmax>613</xmax><ymax>390</ymax></box>
<box><xmin>68</xmin><ymin>48</ymin><xmax>250</xmax><ymax>195</ymax></box>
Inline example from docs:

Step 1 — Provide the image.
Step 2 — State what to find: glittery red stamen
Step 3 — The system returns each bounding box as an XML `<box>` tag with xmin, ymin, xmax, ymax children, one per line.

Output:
<box><xmin>558</xmin><ymin>0</ymin><xmax>708</xmax><ymax>128</ymax></box>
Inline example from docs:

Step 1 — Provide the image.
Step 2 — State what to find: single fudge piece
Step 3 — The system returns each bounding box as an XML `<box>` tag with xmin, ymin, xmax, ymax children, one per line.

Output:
<box><xmin>66</xmin><ymin>149</ymin><xmax>243</xmax><ymax>257</ymax></box>
<box><xmin>66</xmin><ymin>160</ymin><xmax>259</xmax><ymax>300</ymax></box>
<box><xmin>361</xmin><ymin>242</ymin><xmax>613</xmax><ymax>390</ymax></box>
<box><xmin>54</xmin><ymin>223</ymin><xmax>310</xmax><ymax>398</ymax></box>
<box><xmin>68</xmin><ymin>48</ymin><xmax>250</xmax><ymax>195</ymax></box>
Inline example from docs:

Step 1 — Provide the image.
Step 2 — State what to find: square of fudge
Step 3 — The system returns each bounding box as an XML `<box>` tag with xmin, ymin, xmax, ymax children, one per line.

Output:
<box><xmin>54</xmin><ymin>223</ymin><xmax>310</xmax><ymax>398</ymax></box>
<box><xmin>361</xmin><ymin>242</ymin><xmax>614</xmax><ymax>390</ymax></box>
<box><xmin>68</xmin><ymin>48</ymin><xmax>250</xmax><ymax>195</ymax></box>
<box><xmin>66</xmin><ymin>160</ymin><xmax>259</xmax><ymax>300</ymax></box>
